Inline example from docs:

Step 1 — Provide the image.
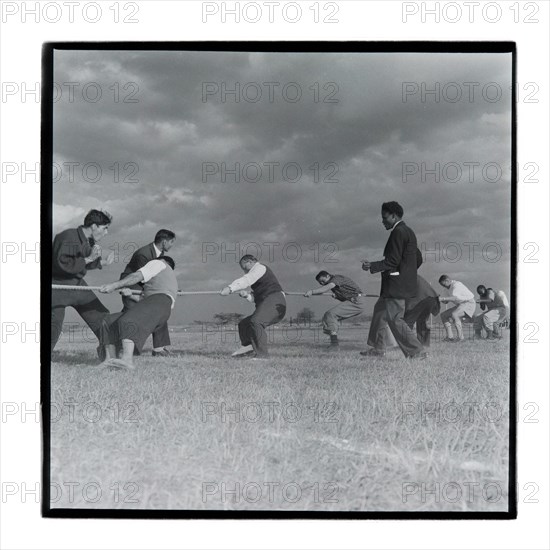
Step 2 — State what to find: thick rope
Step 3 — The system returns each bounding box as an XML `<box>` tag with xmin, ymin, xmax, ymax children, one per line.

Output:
<box><xmin>52</xmin><ymin>285</ymin><xmax>487</xmax><ymax>303</ymax></box>
<box><xmin>285</xmin><ymin>291</ymin><xmax>379</xmax><ymax>298</ymax></box>
<box><xmin>53</xmin><ymin>285</ymin><xmax>222</xmax><ymax>296</ymax></box>
<box><xmin>51</xmin><ymin>285</ymin><xmax>379</xmax><ymax>298</ymax></box>
<box><xmin>53</xmin><ymin>284</ymin><xmax>142</xmax><ymax>294</ymax></box>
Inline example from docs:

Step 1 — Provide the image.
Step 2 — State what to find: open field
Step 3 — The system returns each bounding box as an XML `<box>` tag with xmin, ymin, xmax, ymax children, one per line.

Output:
<box><xmin>49</xmin><ymin>326</ymin><xmax>511</xmax><ymax>512</ymax></box>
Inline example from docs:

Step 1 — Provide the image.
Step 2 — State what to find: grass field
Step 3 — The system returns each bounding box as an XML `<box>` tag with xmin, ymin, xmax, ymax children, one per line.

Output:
<box><xmin>49</xmin><ymin>325</ymin><xmax>510</xmax><ymax>513</ymax></box>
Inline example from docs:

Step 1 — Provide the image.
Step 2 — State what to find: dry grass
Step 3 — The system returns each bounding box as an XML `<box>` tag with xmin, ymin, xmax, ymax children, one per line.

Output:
<box><xmin>49</xmin><ymin>327</ymin><xmax>510</xmax><ymax>512</ymax></box>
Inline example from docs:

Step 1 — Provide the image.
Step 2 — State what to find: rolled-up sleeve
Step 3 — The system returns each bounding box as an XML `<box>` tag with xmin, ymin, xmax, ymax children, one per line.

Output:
<box><xmin>228</xmin><ymin>263</ymin><xmax>266</xmax><ymax>292</ymax></box>
<box><xmin>138</xmin><ymin>260</ymin><xmax>166</xmax><ymax>282</ymax></box>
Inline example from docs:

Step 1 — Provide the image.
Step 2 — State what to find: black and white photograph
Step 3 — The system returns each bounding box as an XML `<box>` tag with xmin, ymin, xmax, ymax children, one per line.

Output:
<box><xmin>42</xmin><ymin>42</ymin><xmax>515</xmax><ymax>517</ymax></box>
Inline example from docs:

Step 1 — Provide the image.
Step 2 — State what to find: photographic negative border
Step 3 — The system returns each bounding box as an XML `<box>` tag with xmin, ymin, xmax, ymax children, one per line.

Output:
<box><xmin>41</xmin><ymin>40</ymin><xmax>517</xmax><ymax>519</ymax></box>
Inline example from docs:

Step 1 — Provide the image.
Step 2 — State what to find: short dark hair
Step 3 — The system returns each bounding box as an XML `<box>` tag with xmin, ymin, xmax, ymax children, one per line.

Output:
<box><xmin>83</xmin><ymin>209</ymin><xmax>112</xmax><ymax>227</ymax></box>
<box><xmin>239</xmin><ymin>254</ymin><xmax>258</xmax><ymax>264</ymax></box>
<box><xmin>381</xmin><ymin>201</ymin><xmax>404</xmax><ymax>218</ymax></box>
<box><xmin>315</xmin><ymin>270</ymin><xmax>331</xmax><ymax>282</ymax></box>
<box><xmin>439</xmin><ymin>275</ymin><xmax>450</xmax><ymax>284</ymax></box>
<box><xmin>477</xmin><ymin>285</ymin><xmax>487</xmax><ymax>295</ymax></box>
<box><xmin>162</xmin><ymin>256</ymin><xmax>176</xmax><ymax>270</ymax></box>
<box><xmin>154</xmin><ymin>229</ymin><xmax>176</xmax><ymax>244</ymax></box>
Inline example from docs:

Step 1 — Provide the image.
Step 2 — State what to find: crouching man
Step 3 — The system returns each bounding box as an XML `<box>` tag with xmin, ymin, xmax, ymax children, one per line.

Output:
<box><xmin>404</xmin><ymin>275</ymin><xmax>441</xmax><ymax>347</ymax></box>
<box><xmin>474</xmin><ymin>285</ymin><xmax>510</xmax><ymax>340</ymax></box>
<box><xmin>220</xmin><ymin>255</ymin><xmax>286</xmax><ymax>359</ymax></box>
<box><xmin>304</xmin><ymin>270</ymin><xmax>365</xmax><ymax>349</ymax></box>
<box><xmin>98</xmin><ymin>256</ymin><xmax>178</xmax><ymax>370</ymax></box>
<box><xmin>438</xmin><ymin>275</ymin><xmax>476</xmax><ymax>342</ymax></box>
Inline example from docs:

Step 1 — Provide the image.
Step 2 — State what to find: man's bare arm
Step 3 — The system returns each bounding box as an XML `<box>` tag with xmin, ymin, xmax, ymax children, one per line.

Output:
<box><xmin>100</xmin><ymin>271</ymin><xmax>144</xmax><ymax>293</ymax></box>
<box><xmin>304</xmin><ymin>283</ymin><xmax>336</xmax><ymax>297</ymax></box>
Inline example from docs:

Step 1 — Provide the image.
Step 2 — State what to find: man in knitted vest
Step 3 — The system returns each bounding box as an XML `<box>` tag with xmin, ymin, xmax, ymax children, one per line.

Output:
<box><xmin>220</xmin><ymin>255</ymin><xmax>286</xmax><ymax>359</ymax></box>
<box><xmin>98</xmin><ymin>256</ymin><xmax>178</xmax><ymax>369</ymax></box>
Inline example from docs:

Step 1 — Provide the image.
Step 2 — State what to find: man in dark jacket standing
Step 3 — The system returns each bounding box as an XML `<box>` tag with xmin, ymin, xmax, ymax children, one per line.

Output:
<box><xmin>51</xmin><ymin>209</ymin><xmax>114</xmax><ymax>352</ymax></box>
<box><xmin>119</xmin><ymin>229</ymin><xmax>176</xmax><ymax>356</ymax></box>
<box><xmin>362</xmin><ymin>247</ymin><xmax>422</xmax><ymax>357</ymax></box>
<box><xmin>362</xmin><ymin>202</ymin><xmax>426</xmax><ymax>360</ymax></box>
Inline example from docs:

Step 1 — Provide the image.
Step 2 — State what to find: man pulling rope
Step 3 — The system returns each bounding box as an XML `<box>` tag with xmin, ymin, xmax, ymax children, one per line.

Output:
<box><xmin>51</xmin><ymin>209</ymin><xmax>114</xmax><ymax>354</ymax></box>
<box><xmin>96</xmin><ymin>256</ymin><xmax>178</xmax><ymax>370</ymax></box>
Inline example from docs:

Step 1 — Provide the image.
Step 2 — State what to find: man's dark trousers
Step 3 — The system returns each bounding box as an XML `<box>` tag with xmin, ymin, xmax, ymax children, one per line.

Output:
<box><xmin>51</xmin><ymin>280</ymin><xmax>109</xmax><ymax>351</ymax></box>
<box><xmin>238</xmin><ymin>291</ymin><xmax>286</xmax><ymax>357</ymax></box>
<box><xmin>104</xmin><ymin>295</ymin><xmax>172</xmax><ymax>354</ymax></box>
<box><xmin>385</xmin><ymin>298</ymin><xmax>424</xmax><ymax>357</ymax></box>
<box><xmin>404</xmin><ymin>296</ymin><xmax>438</xmax><ymax>347</ymax></box>
<box><xmin>121</xmin><ymin>292</ymin><xmax>170</xmax><ymax>350</ymax></box>
<box><xmin>367</xmin><ymin>297</ymin><xmax>390</xmax><ymax>351</ymax></box>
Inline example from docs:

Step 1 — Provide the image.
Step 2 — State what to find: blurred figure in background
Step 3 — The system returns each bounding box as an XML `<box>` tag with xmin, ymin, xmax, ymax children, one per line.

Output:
<box><xmin>438</xmin><ymin>275</ymin><xmax>476</xmax><ymax>342</ymax></box>
<box><xmin>474</xmin><ymin>285</ymin><xmax>510</xmax><ymax>340</ymax></box>
<box><xmin>404</xmin><ymin>275</ymin><xmax>441</xmax><ymax>347</ymax></box>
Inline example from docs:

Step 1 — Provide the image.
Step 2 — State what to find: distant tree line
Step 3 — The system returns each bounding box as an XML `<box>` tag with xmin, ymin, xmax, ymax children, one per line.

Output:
<box><xmin>193</xmin><ymin>308</ymin><xmax>373</xmax><ymax>328</ymax></box>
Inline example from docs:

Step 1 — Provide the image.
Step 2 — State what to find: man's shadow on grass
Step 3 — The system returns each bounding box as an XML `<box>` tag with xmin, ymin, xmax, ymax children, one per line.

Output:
<box><xmin>50</xmin><ymin>350</ymin><xmax>100</xmax><ymax>366</ymax></box>
<box><xmin>162</xmin><ymin>349</ymin><xmax>231</xmax><ymax>360</ymax></box>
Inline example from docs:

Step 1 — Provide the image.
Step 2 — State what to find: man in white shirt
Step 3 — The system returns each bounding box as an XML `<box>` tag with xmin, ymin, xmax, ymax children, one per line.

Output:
<box><xmin>438</xmin><ymin>275</ymin><xmax>476</xmax><ymax>342</ymax></box>
<box><xmin>474</xmin><ymin>285</ymin><xmax>510</xmax><ymax>339</ymax></box>
<box><xmin>98</xmin><ymin>256</ymin><xmax>178</xmax><ymax>369</ymax></box>
<box><xmin>220</xmin><ymin>255</ymin><xmax>286</xmax><ymax>359</ymax></box>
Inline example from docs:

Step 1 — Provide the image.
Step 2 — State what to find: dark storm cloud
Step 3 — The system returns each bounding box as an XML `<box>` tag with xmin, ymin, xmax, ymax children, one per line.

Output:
<box><xmin>53</xmin><ymin>49</ymin><xmax>512</xmax><ymax>322</ymax></box>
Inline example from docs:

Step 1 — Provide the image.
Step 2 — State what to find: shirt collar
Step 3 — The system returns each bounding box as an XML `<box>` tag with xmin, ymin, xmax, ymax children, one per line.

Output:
<box><xmin>391</xmin><ymin>220</ymin><xmax>403</xmax><ymax>231</ymax></box>
<box><xmin>153</xmin><ymin>243</ymin><xmax>162</xmax><ymax>257</ymax></box>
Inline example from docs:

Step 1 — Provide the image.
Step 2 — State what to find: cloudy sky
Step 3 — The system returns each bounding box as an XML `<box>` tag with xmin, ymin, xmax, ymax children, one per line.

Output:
<box><xmin>52</xmin><ymin>48</ymin><xmax>512</xmax><ymax>323</ymax></box>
